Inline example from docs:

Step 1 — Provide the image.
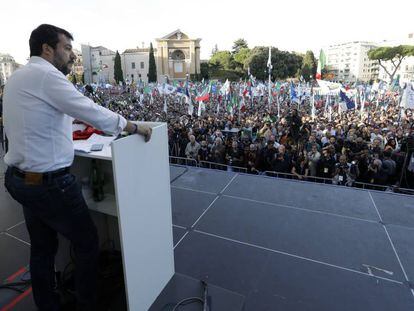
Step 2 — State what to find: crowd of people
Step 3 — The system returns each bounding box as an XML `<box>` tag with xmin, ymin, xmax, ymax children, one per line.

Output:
<box><xmin>82</xmin><ymin>80</ymin><xmax>413</xmax><ymax>190</ymax></box>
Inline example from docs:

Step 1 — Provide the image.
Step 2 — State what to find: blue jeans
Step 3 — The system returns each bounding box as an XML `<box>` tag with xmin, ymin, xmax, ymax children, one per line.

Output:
<box><xmin>4</xmin><ymin>167</ymin><xmax>99</xmax><ymax>311</ymax></box>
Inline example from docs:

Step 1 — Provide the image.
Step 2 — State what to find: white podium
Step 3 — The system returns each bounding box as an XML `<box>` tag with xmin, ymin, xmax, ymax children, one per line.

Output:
<box><xmin>70</xmin><ymin>122</ymin><xmax>174</xmax><ymax>310</ymax></box>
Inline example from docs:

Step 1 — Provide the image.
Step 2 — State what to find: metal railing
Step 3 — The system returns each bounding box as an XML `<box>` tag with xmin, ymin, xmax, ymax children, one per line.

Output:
<box><xmin>168</xmin><ymin>156</ymin><xmax>247</xmax><ymax>173</ymax></box>
<box><xmin>264</xmin><ymin>170</ymin><xmax>414</xmax><ymax>194</ymax></box>
<box><xmin>169</xmin><ymin>156</ymin><xmax>198</xmax><ymax>167</ymax></box>
<box><xmin>168</xmin><ymin>157</ymin><xmax>414</xmax><ymax>195</ymax></box>
<box><xmin>199</xmin><ymin>160</ymin><xmax>248</xmax><ymax>173</ymax></box>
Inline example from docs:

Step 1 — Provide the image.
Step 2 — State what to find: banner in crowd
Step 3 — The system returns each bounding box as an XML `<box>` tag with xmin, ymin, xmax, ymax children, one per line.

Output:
<box><xmin>401</xmin><ymin>83</ymin><xmax>414</xmax><ymax>109</ymax></box>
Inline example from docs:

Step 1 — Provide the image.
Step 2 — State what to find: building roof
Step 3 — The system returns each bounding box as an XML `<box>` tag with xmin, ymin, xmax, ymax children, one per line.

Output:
<box><xmin>161</xmin><ymin>29</ymin><xmax>189</xmax><ymax>40</ymax></box>
<box><xmin>123</xmin><ymin>48</ymin><xmax>156</xmax><ymax>54</ymax></box>
<box><xmin>156</xmin><ymin>29</ymin><xmax>201</xmax><ymax>42</ymax></box>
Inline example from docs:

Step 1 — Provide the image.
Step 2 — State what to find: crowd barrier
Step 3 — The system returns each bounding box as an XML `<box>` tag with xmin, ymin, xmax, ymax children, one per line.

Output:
<box><xmin>169</xmin><ymin>156</ymin><xmax>414</xmax><ymax>195</ymax></box>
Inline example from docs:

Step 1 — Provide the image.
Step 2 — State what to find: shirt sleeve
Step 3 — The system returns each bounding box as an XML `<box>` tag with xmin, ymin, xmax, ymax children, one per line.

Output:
<box><xmin>42</xmin><ymin>69</ymin><xmax>127</xmax><ymax>135</ymax></box>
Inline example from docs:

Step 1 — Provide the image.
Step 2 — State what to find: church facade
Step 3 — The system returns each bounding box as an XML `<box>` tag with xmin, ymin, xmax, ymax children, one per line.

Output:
<box><xmin>155</xmin><ymin>29</ymin><xmax>201</xmax><ymax>82</ymax></box>
<box><xmin>81</xmin><ymin>29</ymin><xmax>201</xmax><ymax>84</ymax></box>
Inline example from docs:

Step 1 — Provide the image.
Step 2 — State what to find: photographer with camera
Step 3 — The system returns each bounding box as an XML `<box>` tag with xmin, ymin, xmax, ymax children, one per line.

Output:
<box><xmin>333</xmin><ymin>155</ymin><xmax>358</xmax><ymax>186</ymax></box>
<box><xmin>262</xmin><ymin>139</ymin><xmax>278</xmax><ymax>171</ymax></box>
<box><xmin>318</xmin><ymin>146</ymin><xmax>336</xmax><ymax>179</ymax></box>
<box><xmin>367</xmin><ymin>158</ymin><xmax>387</xmax><ymax>185</ymax></box>
<box><xmin>226</xmin><ymin>140</ymin><xmax>244</xmax><ymax>168</ymax></box>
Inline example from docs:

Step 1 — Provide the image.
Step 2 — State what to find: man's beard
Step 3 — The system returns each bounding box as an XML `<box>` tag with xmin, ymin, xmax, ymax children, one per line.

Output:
<box><xmin>59</xmin><ymin>61</ymin><xmax>73</xmax><ymax>75</ymax></box>
<box><xmin>54</xmin><ymin>55</ymin><xmax>73</xmax><ymax>75</ymax></box>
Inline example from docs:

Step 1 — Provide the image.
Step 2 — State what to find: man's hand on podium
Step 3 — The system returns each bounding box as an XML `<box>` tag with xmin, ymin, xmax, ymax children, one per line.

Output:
<box><xmin>125</xmin><ymin>122</ymin><xmax>152</xmax><ymax>142</ymax></box>
<box><xmin>137</xmin><ymin>125</ymin><xmax>152</xmax><ymax>142</ymax></box>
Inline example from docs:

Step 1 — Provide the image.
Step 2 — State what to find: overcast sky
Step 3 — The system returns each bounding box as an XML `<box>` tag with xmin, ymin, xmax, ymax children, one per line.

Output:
<box><xmin>1</xmin><ymin>0</ymin><xmax>412</xmax><ymax>64</ymax></box>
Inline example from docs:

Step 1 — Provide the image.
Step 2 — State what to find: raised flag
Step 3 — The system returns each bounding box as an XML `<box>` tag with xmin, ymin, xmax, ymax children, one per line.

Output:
<box><xmin>339</xmin><ymin>89</ymin><xmax>356</xmax><ymax>110</ymax></box>
<box><xmin>187</xmin><ymin>96</ymin><xmax>194</xmax><ymax>115</ymax></box>
<box><xmin>195</xmin><ymin>86</ymin><xmax>210</xmax><ymax>102</ymax></box>
<box><xmin>400</xmin><ymin>83</ymin><xmax>414</xmax><ymax>109</ymax></box>
<box><xmin>290</xmin><ymin>82</ymin><xmax>299</xmax><ymax>103</ymax></box>
<box><xmin>267</xmin><ymin>47</ymin><xmax>272</xmax><ymax>70</ymax></box>
<box><xmin>239</xmin><ymin>97</ymin><xmax>246</xmax><ymax>112</ymax></box>
<box><xmin>220</xmin><ymin>79</ymin><xmax>230</xmax><ymax>95</ymax></box>
<box><xmin>163</xmin><ymin>97</ymin><xmax>167</xmax><ymax>113</ymax></box>
<box><xmin>197</xmin><ymin>101</ymin><xmax>206</xmax><ymax>116</ymax></box>
<box><xmin>316</xmin><ymin>49</ymin><xmax>326</xmax><ymax>80</ymax></box>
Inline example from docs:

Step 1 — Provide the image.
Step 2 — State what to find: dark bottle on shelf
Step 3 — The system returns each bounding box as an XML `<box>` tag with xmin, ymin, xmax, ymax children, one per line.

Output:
<box><xmin>91</xmin><ymin>159</ymin><xmax>105</xmax><ymax>202</ymax></box>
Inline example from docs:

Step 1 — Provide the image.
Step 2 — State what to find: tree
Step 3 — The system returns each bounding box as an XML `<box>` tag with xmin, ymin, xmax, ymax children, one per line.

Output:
<box><xmin>209</xmin><ymin>51</ymin><xmax>234</xmax><ymax>71</ymax></box>
<box><xmin>114</xmin><ymin>50</ymin><xmax>124</xmax><ymax>84</ymax></box>
<box><xmin>148</xmin><ymin>42</ymin><xmax>157</xmax><ymax>83</ymax></box>
<box><xmin>233</xmin><ymin>48</ymin><xmax>251</xmax><ymax>73</ymax></box>
<box><xmin>368</xmin><ymin>45</ymin><xmax>414</xmax><ymax>83</ymax></box>
<box><xmin>200</xmin><ymin>63</ymin><xmax>210</xmax><ymax>80</ymax></box>
<box><xmin>300</xmin><ymin>50</ymin><xmax>317</xmax><ymax>81</ymax></box>
<box><xmin>232</xmin><ymin>39</ymin><xmax>248</xmax><ymax>54</ymax></box>
<box><xmin>300</xmin><ymin>64</ymin><xmax>312</xmax><ymax>81</ymax></box>
<box><xmin>245</xmin><ymin>47</ymin><xmax>303</xmax><ymax>81</ymax></box>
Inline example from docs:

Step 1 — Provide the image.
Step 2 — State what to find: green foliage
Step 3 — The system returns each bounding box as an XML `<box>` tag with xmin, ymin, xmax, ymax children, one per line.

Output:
<box><xmin>200</xmin><ymin>62</ymin><xmax>210</xmax><ymax>80</ymax></box>
<box><xmin>232</xmin><ymin>39</ymin><xmax>248</xmax><ymax>54</ymax></box>
<box><xmin>368</xmin><ymin>45</ymin><xmax>414</xmax><ymax>61</ymax></box>
<box><xmin>233</xmin><ymin>47</ymin><xmax>251</xmax><ymax>74</ymax></box>
<box><xmin>368</xmin><ymin>45</ymin><xmax>414</xmax><ymax>82</ymax></box>
<box><xmin>148</xmin><ymin>43</ymin><xmax>157</xmax><ymax>83</ymax></box>
<box><xmin>209</xmin><ymin>69</ymin><xmax>243</xmax><ymax>81</ymax></box>
<box><xmin>245</xmin><ymin>47</ymin><xmax>303</xmax><ymax>81</ymax></box>
<box><xmin>300</xmin><ymin>50</ymin><xmax>317</xmax><ymax>81</ymax></box>
<box><xmin>300</xmin><ymin>64</ymin><xmax>312</xmax><ymax>81</ymax></box>
<box><xmin>209</xmin><ymin>51</ymin><xmax>234</xmax><ymax>71</ymax></box>
<box><xmin>114</xmin><ymin>51</ymin><xmax>124</xmax><ymax>84</ymax></box>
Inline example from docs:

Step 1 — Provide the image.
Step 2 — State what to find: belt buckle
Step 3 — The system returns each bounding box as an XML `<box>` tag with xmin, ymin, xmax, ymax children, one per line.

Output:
<box><xmin>25</xmin><ymin>172</ymin><xmax>43</xmax><ymax>185</ymax></box>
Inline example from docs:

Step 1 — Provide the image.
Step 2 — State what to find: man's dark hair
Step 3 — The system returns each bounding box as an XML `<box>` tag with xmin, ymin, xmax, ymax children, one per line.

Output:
<box><xmin>29</xmin><ymin>24</ymin><xmax>73</xmax><ymax>57</ymax></box>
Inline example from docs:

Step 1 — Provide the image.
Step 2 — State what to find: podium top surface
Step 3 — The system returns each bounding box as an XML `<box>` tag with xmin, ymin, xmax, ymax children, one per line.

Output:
<box><xmin>74</xmin><ymin>122</ymin><xmax>165</xmax><ymax>161</ymax></box>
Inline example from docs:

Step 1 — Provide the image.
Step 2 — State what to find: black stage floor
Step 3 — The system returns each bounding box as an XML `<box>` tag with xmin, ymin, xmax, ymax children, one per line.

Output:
<box><xmin>1</xmin><ymin>155</ymin><xmax>414</xmax><ymax>310</ymax></box>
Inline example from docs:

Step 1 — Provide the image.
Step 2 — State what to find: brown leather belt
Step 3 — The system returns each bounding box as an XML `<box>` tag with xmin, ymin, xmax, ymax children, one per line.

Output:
<box><xmin>11</xmin><ymin>166</ymin><xmax>71</xmax><ymax>185</ymax></box>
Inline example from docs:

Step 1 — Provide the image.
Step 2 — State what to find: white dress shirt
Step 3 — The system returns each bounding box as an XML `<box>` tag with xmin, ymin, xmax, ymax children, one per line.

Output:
<box><xmin>3</xmin><ymin>56</ymin><xmax>127</xmax><ymax>172</ymax></box>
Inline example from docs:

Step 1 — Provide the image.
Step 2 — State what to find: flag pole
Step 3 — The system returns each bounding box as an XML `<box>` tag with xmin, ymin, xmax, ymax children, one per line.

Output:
<box><xmin>277</xmin><ymin>92</ymin><xmax>280</xmax><ymax>119</ymax></box>
<box><xmin>311</xmin><ymin>93</ymin><xmax>315</xmax><ymax>122</ymax></box>
<box><xmin>267</xmin><ymin>47</ymin><xmax>272</xmax><ymax>110</ymax></box>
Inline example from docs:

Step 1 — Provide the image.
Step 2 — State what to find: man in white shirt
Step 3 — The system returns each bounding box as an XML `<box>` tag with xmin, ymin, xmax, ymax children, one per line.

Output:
<box><xmin>3</xmin><ymin>24</ymin><xmax>151</xmax><ymax>311</ymax></box>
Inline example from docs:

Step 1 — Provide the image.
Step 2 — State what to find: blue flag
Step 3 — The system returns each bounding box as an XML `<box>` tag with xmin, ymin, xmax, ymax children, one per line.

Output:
<box><xmin>290</xmin><ymin>82</ymin><xmax>298</xmax><ymax>103</ymax></box>
<box><xmin>339</xmin><ymin>90</ymin><xmax>355</xmax><ymax>110</ymax></box>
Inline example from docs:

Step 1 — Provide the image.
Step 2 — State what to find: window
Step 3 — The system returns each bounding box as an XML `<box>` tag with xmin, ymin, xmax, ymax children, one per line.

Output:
<box><xmin>140</xmin><ymin>62</ymin><xmax>144</xmax><ymax>69</ymax></box>
<box><xmin>132</xmin><ymin>62</ymin><xmax>135</xmax><ymax>69</ymax></box>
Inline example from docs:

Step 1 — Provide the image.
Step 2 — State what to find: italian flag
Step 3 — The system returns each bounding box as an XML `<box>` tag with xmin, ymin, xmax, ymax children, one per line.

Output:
<box><xmin>195</xmin><ymin>83</ymin><xmax>211</xmax><ymax>102</ymax></box>
<box><xmin>316</xmin><ymin>49</ymin><xmax>326</xmax><ymax>80</ymax></box>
